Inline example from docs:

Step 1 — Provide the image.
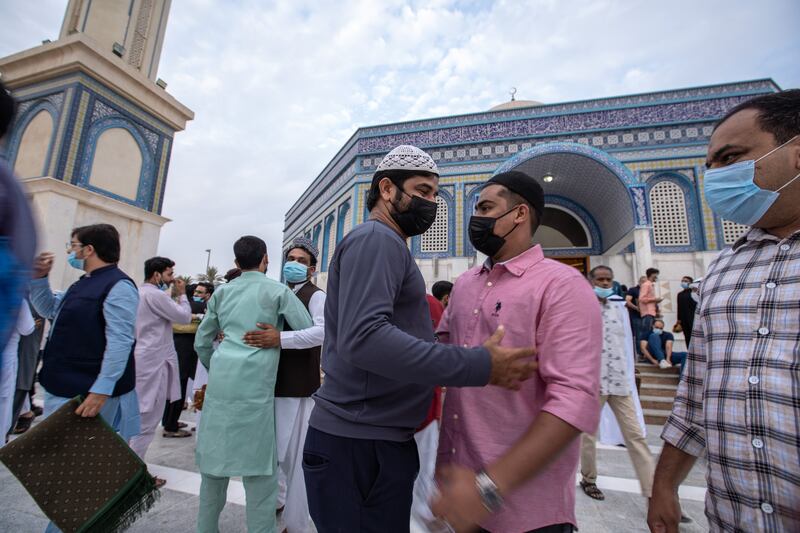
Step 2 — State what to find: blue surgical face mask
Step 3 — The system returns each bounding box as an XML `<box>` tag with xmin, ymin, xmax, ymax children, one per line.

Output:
<box><xmin>67</xmin><ymin>251</ymin><xmax>85</xmax><ymax>271</ymax></box>
<box><xmin>681</xmin><ymin>282</ymin><xmax>690</xmax><ymax>290</ymax></box>
<box><xmin>652</xmin><ymin>328</ymin><xmax>663</xmax><ymax>335</ymax></box>
<box><xmin>594</xmin><ymin>286</ymin><xmax>615</xmax><ymax>299</ymax></box>
<box><xmin>283</xmin><ymin>261</ymin><xmax>308</xmax><ymax>284</ymax></box>
<box><xmin>193</xmin><ymin>296</ymin><xmax>205</xmax><ymax>303</ymax></box>
<box><xmin>703</xmin><ymin>135</ymin><xmax>800</xmax><ymax>225</ymax></box>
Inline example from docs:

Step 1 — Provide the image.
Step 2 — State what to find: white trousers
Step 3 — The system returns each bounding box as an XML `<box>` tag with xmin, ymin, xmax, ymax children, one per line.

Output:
<box><xmin>275</xmin><ymin>397</ymin><xmax>315</xmax><ymax>533</ymax></box>
<box><xmin>0</xmin><ymin>350</ymin><xmax>18</xmax><ymax>440</ymax></box>
<box><xmin>410</xmin><ymin>420</ymin><xmax>439</xmax><ymax>531</ymax></box>
<box><xmin>129</xmin><ymin>368</ymin><xmax>168</xmax><ymax>459</ymax></box>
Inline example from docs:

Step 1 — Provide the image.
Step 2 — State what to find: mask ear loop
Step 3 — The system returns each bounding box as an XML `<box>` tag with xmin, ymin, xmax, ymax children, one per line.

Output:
<box><xmin>755</xmin><ymin>134</ymin><xmax>800</xmax><ymax>163</ymax></box>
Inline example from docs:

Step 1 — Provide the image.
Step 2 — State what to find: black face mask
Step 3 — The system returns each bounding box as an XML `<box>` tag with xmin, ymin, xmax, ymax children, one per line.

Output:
<box><xmin>468</xmin><ymin>207</ymin><xmax>520</xmax><ymax>257</ymax></box>
<box><xmin>390</xmin><ymin>189</ymin><xmax>438</xmax><ymax>237</ymax></box>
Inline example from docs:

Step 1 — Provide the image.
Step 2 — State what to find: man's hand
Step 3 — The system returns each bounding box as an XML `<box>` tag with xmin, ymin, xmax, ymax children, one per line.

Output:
<box><xmin>172</xmin><ymin>278</ymin><xmax>186</xmax><ymax>297</ymax></box>
<box><xmin>431</xmin><ymin>465</ymin><xmax>489</xmax><ymax>532</ymax></box>
<box><xmin>647</xmin><ymin>485</ymin><xmax>682</xmax><ymax>533</ymax></box>
<box><xmin>483</xmin><ymin>326</ymin><xmax>537</xmax><ymax>390</ymax></box>
<box><xmin>242</xmin><ymin>323</ymin><xmax>281</xmax><ymax>349</ymax></box>
<box><xmin>75</xmin><ymin>393</ymin><xmax>109</xmax><ymax>418</ymax></box>
<box><xmin>33</xmin><ymin>252</ymin><xmax>55</xmax><ymax>279</ymax></box>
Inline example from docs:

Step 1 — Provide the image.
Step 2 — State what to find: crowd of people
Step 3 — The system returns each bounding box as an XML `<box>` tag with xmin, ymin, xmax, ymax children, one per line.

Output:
<box><xmin>1</xmin><ymin>78</ymin><xmax>799</xmax><ymax>533</ymax></box>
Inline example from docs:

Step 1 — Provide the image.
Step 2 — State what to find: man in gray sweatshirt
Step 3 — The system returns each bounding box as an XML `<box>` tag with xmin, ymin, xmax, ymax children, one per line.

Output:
<box><xmin>303</xmin><ymin>145</ymin><xmax>537</xmax><ymax>532</ymax></box>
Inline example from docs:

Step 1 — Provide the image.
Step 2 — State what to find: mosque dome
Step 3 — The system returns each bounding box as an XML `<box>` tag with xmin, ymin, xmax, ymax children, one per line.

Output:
<box><xmin>489</xmin><ymin>99</ymin><xmax>543</xmax><ymax>111</ymax></box>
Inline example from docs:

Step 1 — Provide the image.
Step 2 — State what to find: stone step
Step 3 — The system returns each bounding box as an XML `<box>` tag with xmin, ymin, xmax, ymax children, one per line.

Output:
<box><xmin>638</xmin><ymin>385</ymin><xmax>678</xmax><ymax>397</ymax></box>
<box><xmin>643</xmin><ymin>408</ymin><xmax>672</xmax><ymax>426</ymax></box>
<box><xmin>636</xmin><ymin>363</ymin><xmax>681</xmax><ymax>375</ymax></box>
<box><xmin>639</xmin><ymin>373</ymin><xmax>681</xmax><ymax>386</ymax></box>
<box><xmin>639</xmin><ymin>395</ymin><xmax>675</xmax><ymax>410</ymax></box>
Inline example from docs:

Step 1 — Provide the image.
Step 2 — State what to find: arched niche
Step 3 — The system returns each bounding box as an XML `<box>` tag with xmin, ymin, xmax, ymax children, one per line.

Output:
<box><xmin>14</xmin><ymin>110</ymin><xmax>54</xmax><ymax>178</ymax></box>
<box><xmin>88</xmin><ymin>127</ymin><xmax>143</xmax><ymax>200</ymax></box>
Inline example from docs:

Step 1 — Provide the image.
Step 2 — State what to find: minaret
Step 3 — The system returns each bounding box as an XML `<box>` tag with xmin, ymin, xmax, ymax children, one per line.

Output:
<box><xmin>0</xmin><ymin>0</ymin><xmax>193</xmax><ymax>288</ymax></box>
<box><xmin>60</xmin><ymin>0</ymin><xmax>172</xmax><ymax>81</ymax></box>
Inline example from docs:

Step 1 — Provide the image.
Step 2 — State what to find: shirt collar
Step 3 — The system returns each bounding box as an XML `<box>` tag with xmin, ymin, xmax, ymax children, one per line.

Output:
<box><xmin>291</xmin><ymin>281</ymin><xmax>308</xmax><ymax>293</ymax></box>
<box><xmin>477</xmin><ymin>245</ymin><xmax>545</xmax><ymax>277</ymax></box>
<box><xmin>733</xmin><ymin>227</ymin><xmax>800</xmax><ymax>250</ymax></box>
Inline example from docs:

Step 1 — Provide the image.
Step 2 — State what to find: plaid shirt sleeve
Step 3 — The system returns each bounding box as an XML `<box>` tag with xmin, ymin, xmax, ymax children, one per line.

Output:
<box><xmin>661</xmin><ymin>293</ymin><xmax>707</xmax><ymax>456</ymax></box>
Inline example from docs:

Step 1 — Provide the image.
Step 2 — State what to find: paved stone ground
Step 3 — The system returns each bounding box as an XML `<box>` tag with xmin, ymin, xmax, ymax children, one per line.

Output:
<box><xmin>0</xmin><ymin>406</ymin><xmax>709</xmax><ymax>532</ymax></box>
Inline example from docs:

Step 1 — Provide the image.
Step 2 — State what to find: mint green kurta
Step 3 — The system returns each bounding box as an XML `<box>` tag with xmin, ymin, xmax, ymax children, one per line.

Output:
<box><xmin>194</xmin><ymin>271</ymin><xmax>313</xmax><ymax>477</ymax></box>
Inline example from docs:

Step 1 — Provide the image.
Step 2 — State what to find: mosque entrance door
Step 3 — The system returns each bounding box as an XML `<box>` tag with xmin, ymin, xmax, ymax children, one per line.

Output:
<box><xmin>549</xmin><ymin>256</ymin><xmax>589</xmax><ymax>275</ymax></box>
<box><xmin>537</xmin><ymin>206</ymin><xmax>591</xmax><ymax>275</ymax></box>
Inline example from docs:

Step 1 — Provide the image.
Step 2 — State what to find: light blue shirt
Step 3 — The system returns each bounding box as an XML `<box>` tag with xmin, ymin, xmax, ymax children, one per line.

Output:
<box><xmin>29</xmin><ymin>274</ymin><xmax>139</xmax><ymax>395</ymax></box>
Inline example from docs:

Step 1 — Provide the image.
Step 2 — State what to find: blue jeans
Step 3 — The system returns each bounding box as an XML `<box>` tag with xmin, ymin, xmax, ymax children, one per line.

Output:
<box><xmin>638</xmin><ymin>316</ymin><xmax>655</xmax><ymax>355</ymax></box>
<box><xmin>646</xmin><ymin>334</ymin><xmax>687</xmax><ymax>376</ymax></box>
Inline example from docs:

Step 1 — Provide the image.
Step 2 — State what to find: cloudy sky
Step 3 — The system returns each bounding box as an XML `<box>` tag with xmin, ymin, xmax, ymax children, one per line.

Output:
<box><xmin>1</xmin><ymin>0</ymin><xmax>798</xmax><ymax>279</ymax></box>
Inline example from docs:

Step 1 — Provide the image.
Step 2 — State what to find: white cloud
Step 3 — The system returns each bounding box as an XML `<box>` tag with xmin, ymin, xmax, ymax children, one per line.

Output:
<box><xmin>1</xmin><ymin>0</ymin><xmax>798</xmax><ymax>279</ymax></box>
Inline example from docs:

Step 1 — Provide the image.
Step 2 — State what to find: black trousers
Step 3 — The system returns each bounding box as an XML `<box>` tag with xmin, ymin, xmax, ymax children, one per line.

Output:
<box><xmin>162</xmin><ymin>334</ymin><xmax>198</xmax><ymax>432</ymax></box>
<box><xmin>303</xmin><ymin>426</ymin><xmax>419</xmax><ymax>533</ymax></box>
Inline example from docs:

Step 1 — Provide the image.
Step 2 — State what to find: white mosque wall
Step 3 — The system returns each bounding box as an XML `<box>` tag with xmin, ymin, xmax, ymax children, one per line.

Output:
<box><xmin>24</xmin><ymin>176</ymin><xmax>169</xmax><ymax>290</ymax></box>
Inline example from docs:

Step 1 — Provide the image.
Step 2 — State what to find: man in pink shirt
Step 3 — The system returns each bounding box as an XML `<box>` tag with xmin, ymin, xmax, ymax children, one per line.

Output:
<box><xmin>433</xmin><ymin>171</ymin><xmax>602</xmax><ymax>533</ymax></box>
<box><xmin>637</xmin><ymin>268</ymin><xmax>662</xmax><ymax>364</ymax></box>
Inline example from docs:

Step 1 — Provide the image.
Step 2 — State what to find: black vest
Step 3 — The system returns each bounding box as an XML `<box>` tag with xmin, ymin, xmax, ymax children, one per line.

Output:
<box><xmin>40</xmin><ymin>265</ymin><xmax>137</xmax><ymax>398</ymax></box>
<box><xmin>275</xmin><ymin>282</ymin><xmax>323</xmax><ymax>398</ymax></box>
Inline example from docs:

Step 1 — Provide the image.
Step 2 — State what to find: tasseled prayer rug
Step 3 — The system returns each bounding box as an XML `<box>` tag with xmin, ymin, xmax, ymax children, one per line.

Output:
<box><xmin>0</xmin><ymin>397</ymin><xmax>160</xmax><ymax>532</ymax></box>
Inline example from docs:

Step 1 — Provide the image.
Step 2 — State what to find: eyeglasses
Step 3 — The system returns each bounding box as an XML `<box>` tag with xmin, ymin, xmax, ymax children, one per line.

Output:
<box><xmin>66</xmin><ymin>242</ymin><xmax>85</xmax><ymax>252</ymax></box>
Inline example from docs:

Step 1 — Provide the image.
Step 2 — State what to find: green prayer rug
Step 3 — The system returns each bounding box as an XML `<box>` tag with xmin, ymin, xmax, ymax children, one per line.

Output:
<box><xmin>0</xmin><ymin>397</ymin><xmax>160</xmax><ymax>532</ymax></box>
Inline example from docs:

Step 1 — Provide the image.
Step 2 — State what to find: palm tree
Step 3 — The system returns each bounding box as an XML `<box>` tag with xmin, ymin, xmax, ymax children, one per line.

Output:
<box><xmin>177</xmin><ymin>274</ymin><xmax>194</xmax><ymax>286</ymax></box>
<box><xmin>197</xmin><ymin>265</ymin><xmax>225</xmax><ymax>285</ymax></box>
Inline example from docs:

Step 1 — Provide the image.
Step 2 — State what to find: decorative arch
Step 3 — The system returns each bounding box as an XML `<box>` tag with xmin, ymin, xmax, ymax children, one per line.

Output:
<box><xmin>645</xmin><ymin>172</ymin><xmax>703</xmax><ymax>252</ymax></box>
<box><xmin>492</xmin><ymin>142</ymin><xmax>637</xmax><ymax>253</ymax></box>
<box><xmin>540</xmin><ymin>195</ymin><xmax>602</xmax><ymax>256</ymax></box>
<box><xmin>312</xmin><ymin>223</ymin><xmax>322</xmax><ymax>251</ymax></box>
<box><xmin>77</xmin><ymin>116</ymin><xmax>154</xmax><ymax>209</ymax></box>
<box><xmin>7</xmin><ymin>100</ymin><xmax>59</xmax><ymax>178</ymax></box>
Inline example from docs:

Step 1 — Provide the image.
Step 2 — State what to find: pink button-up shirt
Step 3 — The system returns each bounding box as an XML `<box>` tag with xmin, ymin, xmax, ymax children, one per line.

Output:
<box><xmin>436</xmin><ymin>245</ymin><xmax>602</xmax><ymax>532</ymax></box>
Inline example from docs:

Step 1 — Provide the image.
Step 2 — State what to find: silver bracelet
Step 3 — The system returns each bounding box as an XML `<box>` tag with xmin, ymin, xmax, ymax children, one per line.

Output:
<box><xmin>475</xmin><ymin>470</ymin><xmax>504</xmax><ymax>513</ymax></box>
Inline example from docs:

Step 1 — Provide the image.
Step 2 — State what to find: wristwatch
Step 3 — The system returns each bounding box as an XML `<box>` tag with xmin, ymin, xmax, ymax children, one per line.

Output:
<box><xmin>475</xmin><ymin>470</ymin><xmax>504</xmax><ymax>513</ymax></box>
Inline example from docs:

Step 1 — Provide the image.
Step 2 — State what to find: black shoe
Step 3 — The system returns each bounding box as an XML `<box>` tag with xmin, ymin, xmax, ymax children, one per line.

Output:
<box><xmin>31</xmin><ymin>404</ymin><xmax>43</xmax><ymax>417</ymax></box>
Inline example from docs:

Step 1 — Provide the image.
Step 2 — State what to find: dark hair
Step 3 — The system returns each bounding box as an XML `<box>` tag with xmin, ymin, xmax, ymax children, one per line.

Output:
<box><xmin>646</xmin><ymin>268</ymin><xmax>660</xmax><ymax>278</ymax></box>
<box><xmin>144</xmin><ymin>256</ymin><xmax>175</xmax><ymax>280</ymax></box>
<box><xmin>589</xmin><ymin>265</ymin><xmax>613</xmax><ymax>279</ymax></box>
<box><xmin>71</xmin><ymin>224</ymin><xmax>121</xmax><ymax>263</ymax></box>
<box><xmin>654</xmin><ymin>319</ymin><xmax>665</xmax><ymax>328</ymax></box>
<box><xmin>715</xmin><ymin>89</ymin><xmax>800</xmax><ymax>144</ymax></box>
<box><xmin>0</xmin><ymin>80</ymin><xmax>16</xmax><ymax>139</ymax></box>
<box><xmin>366</xmin><ymin>169</ymin><xmax>437</xmax><ymax>211</ymax></box>
<box><xmin>286</xmin><ymin>246</ymin><xmax>317</xmax><ymax>267</ymax></box>
<box><xmin>494</xmin><ymin>186</ymin><xmax>540</xmax><ymax>234</ymax></box>
<box><xmin>224</xmin><ymin>268</ymin><xmax>242</xmax><ymax>282</ymax></box>
<box><xmin>196</xmin><ymin>281</ymin><xmax>214</xmax><ymax>295</ymax></box>
<box><xmin>432</xmin><ymin>281</ymin><xmax>453</xmax><ymax>301</ymax></box>
<box><xmin>682</xmin><ymin>275</ymin><xmax>694</xmax><ymax>282</ymax></box>
<box><xmin>234</xmin><ymin>235</ymin><xmax>267</xmax><ymax>270</ymax></box>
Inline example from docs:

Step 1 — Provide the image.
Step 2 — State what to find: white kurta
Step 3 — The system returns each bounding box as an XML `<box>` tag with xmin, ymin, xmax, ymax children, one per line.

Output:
<box><xmin>129</xmin><ymin>284</ymin><xmax>191</xmax><ymax>458</ymax></box>
<box><xmin>598</xmin><ymin>297</ymin><xmax>646</xmax><ymax>445</ymax></box>
<box><xmin>0</xmin><ymin>305</ymin><xmax>35</xmax><ymax>440</ymax></box>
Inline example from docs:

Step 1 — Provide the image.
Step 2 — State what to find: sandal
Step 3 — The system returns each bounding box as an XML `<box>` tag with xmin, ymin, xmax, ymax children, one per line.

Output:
<box><xmin>178</xmin><ymin>421</ymin><xmax>188</xmax><ymax>429</ymax></box>
<box><xmin>162</xmin><ymin>429</ymin><xmax>193</xmax><ymax>438</ymax></box>
<box><xmin>13</xmin><ymin>414</ymin><xmax>34</xmax><ymax>434</ymax></box>
<box><xmin>580</xmin><ymin>480</ymin><xmax>605</xmax><ymax>500</ymax></box>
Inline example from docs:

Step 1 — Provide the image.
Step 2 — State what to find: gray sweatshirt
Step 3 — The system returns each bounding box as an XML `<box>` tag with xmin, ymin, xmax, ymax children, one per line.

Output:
<box><xmin>309</xmin><ymin>219</ymin><xmax>491</xmax><ymax>442</ymax></box>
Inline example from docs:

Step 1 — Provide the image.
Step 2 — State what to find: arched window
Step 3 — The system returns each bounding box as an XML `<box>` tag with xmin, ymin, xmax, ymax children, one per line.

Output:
<box><xmin>721</xmin><ymin>219</ymin><xmax>749</xmax><ymax>245</ymax></box>
<box><xmin>339</xmin><ymin>204</ymin><xmax>352</xmax><ymax>241</ymax></box>
<box><xmin>322</xmin><ymin>214</ymin><xmax>336</xmax><ymax>271</ymax></box>
<box><xmin>421</xmin><ymin>196</ymin><xmax>449</xmax><ymax>253</ymax></box>
<box><xmin>649</xmin><ymin>181</ymin><xmax>690</xmax><ymax>246</ymax></box>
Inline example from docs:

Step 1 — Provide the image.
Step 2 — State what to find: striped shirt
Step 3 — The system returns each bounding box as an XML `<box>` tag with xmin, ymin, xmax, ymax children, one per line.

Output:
<box><xmin>662</xmin><ymin>228</ymin><xmax>800</xmax><ymax>532</ymax></box>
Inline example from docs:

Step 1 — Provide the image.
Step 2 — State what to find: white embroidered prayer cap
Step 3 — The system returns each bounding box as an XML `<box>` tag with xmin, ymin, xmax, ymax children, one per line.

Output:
<box><xmin>375</xmin><ymin>145</ymin><xmax>439</xmax><ymax>175</ymax></box>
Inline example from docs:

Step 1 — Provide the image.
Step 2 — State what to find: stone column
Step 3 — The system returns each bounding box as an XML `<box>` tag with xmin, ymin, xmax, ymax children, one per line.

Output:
<box><xmin>632</xmin><ymin>227</ymin><xmax>654</xmax><ymax>281</ymax></box>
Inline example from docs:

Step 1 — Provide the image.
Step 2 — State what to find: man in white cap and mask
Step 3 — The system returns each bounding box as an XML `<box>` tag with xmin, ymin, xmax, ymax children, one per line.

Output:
<box><xmin>302</xmin><ymin>145</ymin><xmax>538</xmax><ymax>531</ymax></box>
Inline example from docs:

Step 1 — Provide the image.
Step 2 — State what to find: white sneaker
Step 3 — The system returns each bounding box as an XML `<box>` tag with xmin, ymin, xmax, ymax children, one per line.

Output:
<box><xmin>659</xmin><ymin>360</ymin><xmax>672</xmax><ymax>369</ymax></box>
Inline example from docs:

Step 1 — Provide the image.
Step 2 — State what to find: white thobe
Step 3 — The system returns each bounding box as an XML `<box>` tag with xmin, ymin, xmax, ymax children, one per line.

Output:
<box><xmin>0</xmin><ymin>305</ymin><xmax>35</xmax><ymax>440</ymax></box>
